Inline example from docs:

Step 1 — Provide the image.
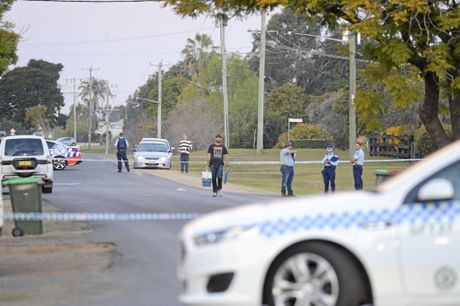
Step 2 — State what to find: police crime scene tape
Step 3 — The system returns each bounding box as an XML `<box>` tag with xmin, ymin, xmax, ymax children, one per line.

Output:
<box><xmin>1</xmin><ymin>212</ymin><xmax>201</xmax><ymax>221</ymax></box>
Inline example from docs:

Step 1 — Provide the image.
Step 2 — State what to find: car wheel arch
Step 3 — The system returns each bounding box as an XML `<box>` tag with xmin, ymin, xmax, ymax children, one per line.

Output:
<box><xmin>261</xmin><ymin>239</ymin><xmax>374</xmax><ymax>305</ymax></box>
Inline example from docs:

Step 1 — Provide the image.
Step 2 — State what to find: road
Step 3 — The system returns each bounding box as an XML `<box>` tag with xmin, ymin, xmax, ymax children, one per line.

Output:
<box><xmin>45</xmin><ymin>154</ymin><xmax>274</xmax><ymax>306</ymax></box>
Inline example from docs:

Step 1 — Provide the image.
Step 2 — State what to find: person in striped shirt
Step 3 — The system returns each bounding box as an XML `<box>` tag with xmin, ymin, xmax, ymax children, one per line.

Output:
<box><xmin>178</xmin><ymin>134</ymin><xmax>192</xmax><ymax>173</ymax></box>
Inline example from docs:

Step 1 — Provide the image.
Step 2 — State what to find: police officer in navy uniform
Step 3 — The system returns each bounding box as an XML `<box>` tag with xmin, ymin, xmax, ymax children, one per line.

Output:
<box><xmin>322</xmin><ymin>144</ymin><xmax>339</xmax><ymax>193</ymax></box>
<box><xmin>114</xmin><ymin>133</ymin><xmax>130</xmax><ymax>172</ymax></box>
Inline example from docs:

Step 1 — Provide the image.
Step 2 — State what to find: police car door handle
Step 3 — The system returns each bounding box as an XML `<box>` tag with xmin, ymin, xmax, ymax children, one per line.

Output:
<box><xmin>362</xmin><ymin>221</ymin><xmax>393</xmax><ymax>231</ymax></box>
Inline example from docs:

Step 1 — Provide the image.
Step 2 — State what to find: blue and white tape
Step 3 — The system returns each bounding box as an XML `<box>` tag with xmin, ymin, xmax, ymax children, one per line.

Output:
<box><xmin>259</xmin><ymin>202</ymin><xmax>460</xmax><ymax>238</ymax></box>
<box><xmin>1</xmin><ymin>212</ymin><xmax>201</xmax><ymax>221</ymax></box>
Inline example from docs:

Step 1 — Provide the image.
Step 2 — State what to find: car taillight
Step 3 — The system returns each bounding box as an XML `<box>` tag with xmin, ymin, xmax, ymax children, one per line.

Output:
<box><xmin>72</xmin><ymin>147</ymin><xmax>80</xmax><ymax>152</ymax></box>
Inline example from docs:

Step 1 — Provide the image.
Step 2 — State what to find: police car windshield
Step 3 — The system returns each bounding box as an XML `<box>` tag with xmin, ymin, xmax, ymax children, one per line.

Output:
<box><xmin>138</xmin><ymin>143</ymin><xmax>167</xmax><ymax>153</ymax></box>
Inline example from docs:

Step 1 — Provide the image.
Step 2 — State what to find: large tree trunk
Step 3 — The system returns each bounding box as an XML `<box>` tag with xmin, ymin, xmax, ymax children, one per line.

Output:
<box><xmin>449</xmin><ymin>90</ymin><xmax>460</xmax><ymax>140</ymax></box>
<box><xmin>419</xmin><ymin>71</ymin><xmax>450</xmax><ymax>149</ymax></box>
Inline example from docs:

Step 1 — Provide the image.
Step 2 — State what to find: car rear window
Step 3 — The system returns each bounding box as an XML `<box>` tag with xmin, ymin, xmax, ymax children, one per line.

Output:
<box><xmin>4</xmin><ymin>139</ymin><xmax>45</xmax><ymax>156</ymax></box>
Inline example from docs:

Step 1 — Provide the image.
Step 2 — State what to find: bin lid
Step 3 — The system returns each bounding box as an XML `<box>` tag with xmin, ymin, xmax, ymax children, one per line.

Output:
<box><xmin>3</xmin><ymin>177</ymin><xmax>44</xmax><ymax>185</ymax></box>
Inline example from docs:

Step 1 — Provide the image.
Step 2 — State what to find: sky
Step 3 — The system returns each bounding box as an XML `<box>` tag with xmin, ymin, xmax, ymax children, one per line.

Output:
<box><xmin>6</xmin><ymin>1</ymin><xmax>266</xmax><ymax>114</ymax></box>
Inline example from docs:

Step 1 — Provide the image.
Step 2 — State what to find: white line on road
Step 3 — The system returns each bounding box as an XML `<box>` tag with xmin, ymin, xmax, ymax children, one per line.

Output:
<box><xmin>176</xmin><ymin>187</ymin><xmax>187</xmax><ymax>192</ymax></box>
<box><xmin>54</xmin><ymin>183</ymin><xmax>81</xmax><ymax>186</ymax></box>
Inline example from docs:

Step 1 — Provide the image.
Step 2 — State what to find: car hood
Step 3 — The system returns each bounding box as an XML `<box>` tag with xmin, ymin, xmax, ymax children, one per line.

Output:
<box><xmin>183</xmin><ymin>191</ymin><xmax>392</xmax><ymax>237</ymax></box>
<box><xmin>135</xmin><ymin>151</ymin><xmax>170</xmax><ymax>158</ymax></box>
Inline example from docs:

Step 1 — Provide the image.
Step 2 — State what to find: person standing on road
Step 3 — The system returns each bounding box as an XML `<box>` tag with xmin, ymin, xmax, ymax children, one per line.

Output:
<box><xmin>322</xmin><ymin>145</ymin><xmax>339</xmax><ymax>193</ymax></box>
<box><xmin>206</xmin><ymin>134</ymin><xmax>229</xmax><ymax>197</ymax></box>
<box><xmin>280</xmin><ymin>142</ymin><xmax>296</xmax><ymax>197</ymax></box>
<box><xmin>178</xmin><ymin>134</ymin><xmax>192</xmax><ymax>174</ymax></box>
<box><xmin>351</xmin><ymin>141</ymin><xmax>365</xmax><ymax>190</ymax></box>
<box><xmin>114</xmin><ymin>133</ymin><xmax>130</xmax><ymax>173</ymax></box>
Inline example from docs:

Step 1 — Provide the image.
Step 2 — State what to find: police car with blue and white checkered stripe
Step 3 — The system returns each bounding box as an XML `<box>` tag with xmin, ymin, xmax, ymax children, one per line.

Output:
<box><xmin>178</xmin><ymin>141</ymin><xmax>460</xmax><ymax>306</ymax></box>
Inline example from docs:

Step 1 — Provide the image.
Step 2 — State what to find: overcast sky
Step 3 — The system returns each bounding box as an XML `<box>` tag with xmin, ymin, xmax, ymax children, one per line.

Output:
<box><xmin>6</xmin><ymin>1</ymin><xmax>266</xmax><ymax>114</ymax></box>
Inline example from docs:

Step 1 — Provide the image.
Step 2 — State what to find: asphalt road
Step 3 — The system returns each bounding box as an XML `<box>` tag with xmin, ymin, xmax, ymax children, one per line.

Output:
<box><xmin>45</xmin><ymin>154</ymin><xmax>274</xmax><ymax>306</ymax></box>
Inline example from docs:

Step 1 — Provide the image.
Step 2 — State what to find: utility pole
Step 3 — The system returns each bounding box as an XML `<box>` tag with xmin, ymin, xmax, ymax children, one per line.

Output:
<box><xmin>105</xmin><ymin>93</ymin><xmax>110</xmax><ymax>154</ymax></box>
<box><xmin>257</xmin><ymin>9</ymin><xmax>267</xmax><ymax>153</ymax></box>
<box><xmin>82</xmin><ymin>67</ymin><xmax>99</xmax><ymax>149</ymax></box>
<box><xmin>65</xmin><ymin>78</ymin><xmax>81</xmax><ymax>142</ymax></box>
<box><xmin>219</xmin><ymin>13</ymin><xmax>230</xmax><ymax>148</ymax></box>
<box><xmin>158</xmin><ymin>62</ymin><xmax>162</xmax><ymax>139</ymax></box>
<box><xmin>348</xmin><ymin>32</ymin><xmax>357</xmax><ymax>159</ymax></box>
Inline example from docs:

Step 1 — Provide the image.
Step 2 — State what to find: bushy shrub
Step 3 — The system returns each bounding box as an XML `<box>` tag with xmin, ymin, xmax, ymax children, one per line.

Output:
<box><xmin>274</xmin><ymin>123</ymin><xmax>326</xmax><ymax>148</ymax></box>
<box><xmin>414</xmin><ymin>125</ymin><xmax>451</xmax><ymax>157</ymax></box>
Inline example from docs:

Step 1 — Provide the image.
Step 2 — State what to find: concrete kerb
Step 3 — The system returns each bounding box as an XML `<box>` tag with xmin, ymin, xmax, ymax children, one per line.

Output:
<box><xmin>137</xmin><ymin>168</ymin><xmax>273</xmax><ymax>195</ymax></box>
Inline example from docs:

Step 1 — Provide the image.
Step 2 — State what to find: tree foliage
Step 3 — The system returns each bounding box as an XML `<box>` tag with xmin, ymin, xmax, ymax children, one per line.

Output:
<box><xmin>164</xmin><ymin>0</ymin><xmax>460</xmax><ymax>150</ymax></box>
<box><xmin>0</xmin><ymin>59</ymin><xmax>65</xmax><ymax>130</ymax></box>
<box><xmin>0</xmin><ymin>0</ymin><xmax>19</xmax><ymax>75</ymax></box>
<box><xmin>249</xmin><ymin>10</ymin><xmax>349</xmax><ymax>95</ymax></box>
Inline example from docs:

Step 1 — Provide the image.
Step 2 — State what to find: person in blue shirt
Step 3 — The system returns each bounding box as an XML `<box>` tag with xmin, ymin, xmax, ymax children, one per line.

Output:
<box><xmin>280</xmin><ymin>142</ymin><xmax>296</xmax><ymax>197</ymax></box>
<box><xmin>114</xmin><ymin>133</ymin><xmax>130</xmax><ymax>173</ymax></box>
<box><xmin>322</xmin><ymin>145</ymin><xmax>339</xmax><ymax>193</ymax></box>
<box><xmin>350</xmin><ymin>141</ymin><xmax>365</xmax><ymax>190</ymax></box>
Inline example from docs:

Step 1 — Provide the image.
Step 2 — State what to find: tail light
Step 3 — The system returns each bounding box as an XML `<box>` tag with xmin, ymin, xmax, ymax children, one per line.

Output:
<box><xmin>72</xmin><ymin>147</ymin><xmax>80</xmax><ymax>152</ymax></box>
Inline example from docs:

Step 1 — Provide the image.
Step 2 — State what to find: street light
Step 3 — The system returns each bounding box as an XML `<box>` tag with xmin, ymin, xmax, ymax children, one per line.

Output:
<box><xmin>136</xmin><ymin>98</ymin><xmax>161</xmax><ymax>138</ymax></box>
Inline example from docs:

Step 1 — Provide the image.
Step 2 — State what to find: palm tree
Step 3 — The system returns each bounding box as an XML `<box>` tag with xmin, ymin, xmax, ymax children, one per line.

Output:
<box><xmin>181</xmin><ymin>33</ymin><xmax>215</xmax><ymax>78</ymax></box>
<box><xmin>78</xmin><ymin>78</ymin><xmax>112</xmax><ymax>148</ymax></box>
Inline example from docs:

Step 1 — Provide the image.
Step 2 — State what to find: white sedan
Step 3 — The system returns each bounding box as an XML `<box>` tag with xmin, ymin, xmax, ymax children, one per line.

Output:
<box><xmin>178</xmin><ymin>141</ymin><xmax>460</xmax><ymax>306</ymax></box>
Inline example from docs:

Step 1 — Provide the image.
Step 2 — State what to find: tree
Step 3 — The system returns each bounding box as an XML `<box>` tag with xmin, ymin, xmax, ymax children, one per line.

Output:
<box><xmin>78</xmin><ymin>78</ymin><xmax>112</xmax><ymax>146</ymax></box>
<box><xmin>0</xmin><ymin>59</ymin><xmax>64</xmax><ymax>130</ymax></box>
<box><xmin>249</xmin><ymin>10</ymin><xmax>349</xmax><ymax>95</ymax></box>
<box><xmin>0</xmin><ymin>0</ymin><xmax>19</xmax><ymax>75</ymax></box>
<box><xmin>264</xmin><ymin>84</ymin><xmax>309</xmax><ymax>148</ymax></box>
<box><xmin>164</xmin><ymin>99</ymin><xmax>221</xmax><ymax>150</ymax></box>
<box><xmin>26</xmin><ymin>105</ymin><xmax>52</xmax><ymax>137</ymax></box>
<box><xmin>181</xmin><ymin>33</ymin><xmax>216</xmax><ymax>78</ymax></box>
<box><xmin>164</xmin><ymin>0</ymin><xmax>460</xmax><ymax>150</ymax></box>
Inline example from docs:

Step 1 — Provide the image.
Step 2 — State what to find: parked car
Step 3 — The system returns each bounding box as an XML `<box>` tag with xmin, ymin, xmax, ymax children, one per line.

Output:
<box><xmin>140</xmin><ymin>138</ymin><xmax>173</xmax><ymax>152</ymax></box>
<box><xmin>0</xmin><ymin>189</ymin><xmax>3</xmax><ymax>236</ymax></box>
<box><xmin>178</xmin><ymin>141</ymin><xmax>460</xmax><ymax>306</ymax></box>
<box><xmin>46</xmin><ymin>140</ymin><xmax>82</xmax><ymax>170</ymax></box>
<box><xmin>0</xmin><ymin>135</ymin><xmax>53</xmax><ymax>193</ymax></box>
<box><xmin>55</xmin><ymin>137</ymin><xmax>82</xmax><ymax>166</ymax></box>
<box><xmin>133</xmin><ymin>140</ymin><xmax>172</xmax><ymax>169</ymax></box>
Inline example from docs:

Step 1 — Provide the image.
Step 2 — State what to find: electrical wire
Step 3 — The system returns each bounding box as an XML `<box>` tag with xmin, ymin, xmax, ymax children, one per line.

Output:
<box><xmin>22</xmin><ymin>27</ymin><xmax>214</xmax><ymax>45</ymax></box>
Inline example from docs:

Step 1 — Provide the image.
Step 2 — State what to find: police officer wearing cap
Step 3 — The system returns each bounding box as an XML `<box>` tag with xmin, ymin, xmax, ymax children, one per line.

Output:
<box><xmin>322</xmin><ymin>145</ymin><xmax>339</xmax><ymax>193</ymax></box>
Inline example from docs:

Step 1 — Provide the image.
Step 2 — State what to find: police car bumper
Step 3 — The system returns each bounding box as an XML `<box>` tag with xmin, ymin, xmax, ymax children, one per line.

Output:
<box><xmin>178</xmin><ymin>236</ymin><xmax>270</xmax><ymax>306</ymax></box>
<box><xmin>133</xmin><ymin>160</ymin><xmax>171</xmax><ymax>169</ymax></box>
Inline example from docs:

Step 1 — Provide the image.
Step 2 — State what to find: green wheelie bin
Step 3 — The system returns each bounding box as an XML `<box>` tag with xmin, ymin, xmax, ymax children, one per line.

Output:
<box><xmin>3</xmin><ymin>177</ymin><xmax>44</xmax><ymax>237</ymax></box>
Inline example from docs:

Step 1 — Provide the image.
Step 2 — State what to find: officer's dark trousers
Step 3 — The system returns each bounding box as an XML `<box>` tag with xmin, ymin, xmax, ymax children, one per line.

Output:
<box><xmin>353</xmin><ymin>165</ymin><xmax>363</xmax><ymax>190</ymax></box>
<box><xmin>180</xmin><ymin>154</ymin><xmax>190</xmax><ymax>173</ymax></box>
<box><xmin>210</xmin><ymin>164</ymin><xmax>223</xmax><ymax>193</ymax></box>
<box><xmin>117</xmin><ymin>150</ymin><xmax>130</xmax><ymax>171</ymax></box>
<box><xmin>280</xmin><ymin>165</ymin><xmax>294</xmax><ymax>195</ymax></box>
<box><xmin>323</xmin><ymin>167</ymin><xmax>336</xmax><ymax>192</ymax></box>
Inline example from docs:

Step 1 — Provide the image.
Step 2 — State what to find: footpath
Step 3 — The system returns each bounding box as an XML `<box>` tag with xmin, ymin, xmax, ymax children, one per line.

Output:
<box><xmin>0</xmin><ymin>198</ymin><xmax>116</xmax><ymax>306</ymax></box>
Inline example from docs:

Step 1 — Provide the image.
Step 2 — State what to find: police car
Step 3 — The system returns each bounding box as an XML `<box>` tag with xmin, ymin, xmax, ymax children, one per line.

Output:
<box><xmin>178</xmin><ymin>141</ymin><xmax>460</xmax><ymax>306</ymax></box>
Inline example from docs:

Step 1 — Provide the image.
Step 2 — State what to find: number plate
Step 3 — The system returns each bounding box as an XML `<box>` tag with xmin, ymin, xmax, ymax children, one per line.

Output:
<box><xmin>18</xmin><ymin>160</ymin><xmax>32</xmax><ymax>167</ymax></box>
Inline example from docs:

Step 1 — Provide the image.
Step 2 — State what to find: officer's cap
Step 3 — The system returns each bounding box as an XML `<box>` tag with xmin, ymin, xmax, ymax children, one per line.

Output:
<box><xmin>327</xmin><ymin>144</ymin><xmax>334</xmax><ymax>152</ymax></box>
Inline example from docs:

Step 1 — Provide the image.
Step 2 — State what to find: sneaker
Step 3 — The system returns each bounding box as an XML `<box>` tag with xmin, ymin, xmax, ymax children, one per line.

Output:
<box><xmin>217</xmin><ymin>190</ymin><xmax>223</xmax><ymax>197</ymax></box>
<box><xmin>118</xmin><ymin>170</ymin><xmax>121</xmax><ymax>173</ymax></box>
<box><xmin>127</xmin><ymin>168</ymin><xmax>130</xmax><ymax>172</ymax></box>
<box><xmin>281</xmin><ymin>192</ymin><xmax>286</xmax><ymax>197</ymax></box>
<box><xmin>212</xmin><ymin>192</ymin><xmax>217</xmax><ymax>197</ymax></box>
<box><xmin>287</xmin><ymin>192</ymin><xmax>295</xmax><ymax>197</ymax></box>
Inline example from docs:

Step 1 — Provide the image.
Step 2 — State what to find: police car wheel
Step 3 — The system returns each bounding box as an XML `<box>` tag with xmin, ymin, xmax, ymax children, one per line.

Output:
<box><xmin>53</xmin><ymin>157</ymin><xmax>67</xmax><ymax>170</ymax></box>
<box><xmin>264</xmin><ymin>242</ymin><xmax>371</xmax><ymax>306</ymax></box>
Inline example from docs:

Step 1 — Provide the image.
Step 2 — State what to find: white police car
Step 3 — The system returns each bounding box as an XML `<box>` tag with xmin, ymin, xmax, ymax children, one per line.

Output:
<box><xmin>178</xmin><ymin>141</ymin><xmax>460</xmax><ymax>306</ymax></box>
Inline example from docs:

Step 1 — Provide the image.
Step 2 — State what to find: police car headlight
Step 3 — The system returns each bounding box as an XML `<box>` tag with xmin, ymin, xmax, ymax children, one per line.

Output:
<box><xmin>136</xmin><ymin>156</ymin><xmax>145</xmax><ymax>161</ymax></box>
<box><xmin>193</xmin><ymin>224</ymin><xmax>259</xmax><ymax>247</ymax></box>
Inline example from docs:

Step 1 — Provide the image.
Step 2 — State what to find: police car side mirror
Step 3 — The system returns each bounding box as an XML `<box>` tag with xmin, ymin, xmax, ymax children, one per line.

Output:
<box><xmin>417</xmin><ymin>178</ymin><xmax>455</xmax><ymax>202</ymax></box>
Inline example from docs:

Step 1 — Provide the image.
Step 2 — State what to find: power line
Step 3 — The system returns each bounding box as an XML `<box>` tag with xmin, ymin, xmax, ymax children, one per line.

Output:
<box><xmin>22</xmin><ymin>28</ymin><xmax>214</xmax><ymax>45</ymax></box>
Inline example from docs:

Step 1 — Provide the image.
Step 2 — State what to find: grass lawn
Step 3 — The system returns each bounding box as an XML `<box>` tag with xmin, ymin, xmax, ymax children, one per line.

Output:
<box><xmin>171</xmin><ymin>148</ymin><xmax>414</xmax><ymax>195</ymax></box>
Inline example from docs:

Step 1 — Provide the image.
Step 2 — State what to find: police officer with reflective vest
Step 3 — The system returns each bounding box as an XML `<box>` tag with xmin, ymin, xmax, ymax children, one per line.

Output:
<box><xmin>114</xmin><ymin>133</ymin><xmax>130</xmax><ymax>172</ymax></box>
<box><xmin>322</xmin><ymin>145</ymin><xmax>339</xmax><ymax>193</ymax></box>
